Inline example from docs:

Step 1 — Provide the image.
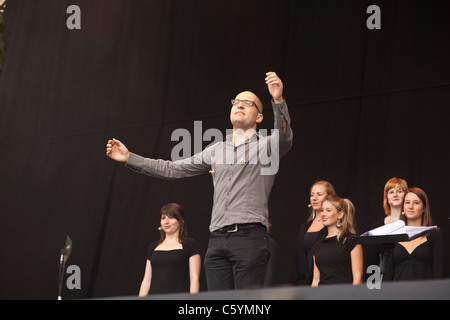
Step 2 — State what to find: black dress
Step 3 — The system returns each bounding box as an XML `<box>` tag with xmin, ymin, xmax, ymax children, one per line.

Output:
<box><xmin>385</xmin><ymin>230</ymin><xmax>444</xmax><ymax>281</ymax></box>
<box><xmin>146</xmin><ymin>238</ymin><xmax>200</xmax><ymax>294</ymax></box>
<box><xmin>290</xmin><ymin>219</ymin><xmax>327</xmax><ymax>285</ymax></box>
<box><xmin>312</xmin><ymin>232</ymin><xmax>358</xmax><ymax>285</ymax></box>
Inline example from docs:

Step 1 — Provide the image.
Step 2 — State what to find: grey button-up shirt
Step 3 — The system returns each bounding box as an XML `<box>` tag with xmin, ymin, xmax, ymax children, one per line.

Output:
<box><xmin>125</xmin><ymin>100</ymin><xmax>293</xmax><ymax>232</ymax></box>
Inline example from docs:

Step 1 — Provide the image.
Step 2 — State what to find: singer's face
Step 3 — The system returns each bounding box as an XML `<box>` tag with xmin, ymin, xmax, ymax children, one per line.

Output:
<box><xmin>310</xmin><ymin>184</ymin><xmax>327</xmax><ymax>212</ymax></box>
<box><xmin>321</xmin><ymin>200</ymin><xmax>344</xmax><ymax>227</ymax></box>
<box><xmin>403</xmin><ymin>192</ymin><xmax>424</xmax><ymax>222</ymax></box>
<box><xmin>387</xmin><ymin>184</ymin><xmax>405</xmax><ymax>208</ymax></box>
<box><xmin>160</xmin><ymin>214</ymin><xmax>181</xmax><ymax>235</ymax></box>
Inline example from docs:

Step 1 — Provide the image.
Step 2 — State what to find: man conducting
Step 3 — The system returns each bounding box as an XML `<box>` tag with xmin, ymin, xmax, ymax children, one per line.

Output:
<box><xmin>106</xmin><ymin>72</ymin><xmax>293</xmax><ymax>290</ymax></box>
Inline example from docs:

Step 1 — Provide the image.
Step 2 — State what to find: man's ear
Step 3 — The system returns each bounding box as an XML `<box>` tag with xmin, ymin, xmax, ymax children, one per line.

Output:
<box><xmin>256</xmin><ymin>113</ymin><xmax>263</xmax><ymax>124</ymax></box>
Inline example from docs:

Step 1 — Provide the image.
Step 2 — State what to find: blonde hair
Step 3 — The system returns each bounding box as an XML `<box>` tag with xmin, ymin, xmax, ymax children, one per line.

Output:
<box><xmin>324</xmin><ymin>194</ymin><xmax>357</xmax><ymax>242</ymax></box>
<box><xmin>383</xmin><ymin>177</ymin><xmax>408</xmax><ymax>216</ymax></box>
<box><xmin>310</xmin><ymin>180</ymin><xmax>336</xmax><ymax>195</ymax></box>
<box><xmin>307</xmin><ymin>180</ymin><xmax>336</xmax><ymax>221</ymax></box>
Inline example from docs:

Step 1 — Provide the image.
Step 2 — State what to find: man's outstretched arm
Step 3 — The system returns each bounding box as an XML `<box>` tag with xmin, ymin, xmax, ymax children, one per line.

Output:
<box><xmin>106</xmin><ymin>138</ymin><xmax>212</xmax><ymax>180</ymax></box>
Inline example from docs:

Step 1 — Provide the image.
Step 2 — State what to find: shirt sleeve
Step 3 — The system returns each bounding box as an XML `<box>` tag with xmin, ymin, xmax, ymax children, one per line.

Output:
<box><xmin>183</xmin><ymin>238</ymin><xmax>200</xmax><ymax>258</ymax></box>
<box><xmin>125</xmin><ymin>145</ymin><xmax>213</xmax><ymax>180</ymax></box>
<box><xmin>343</xmin><ymin>234</ymin><xmax>358</xmax><ymax>253</ymax></box>
<box><xmin>271</xmin><ymin>99</ymin><xmax>293</xmax><ymax>159</ymax></box>
<box><xmin>146</xmin><ymin>241</ymin><xmax>159</xmax><ymax>261</ymax></box>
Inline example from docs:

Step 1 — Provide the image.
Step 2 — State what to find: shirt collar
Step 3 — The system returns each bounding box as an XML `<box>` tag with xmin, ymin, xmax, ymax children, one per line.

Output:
<box><xmin>225</xmin><ymin>131</ymin><xmax>261</xmax><ymax>146</ymax></box>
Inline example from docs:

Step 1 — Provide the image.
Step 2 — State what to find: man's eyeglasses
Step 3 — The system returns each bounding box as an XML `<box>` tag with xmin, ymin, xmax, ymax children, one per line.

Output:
<box><xmin>231</xmin><ymin>99</ymin><xmax>262</xmax><ymax>114</ymax></box>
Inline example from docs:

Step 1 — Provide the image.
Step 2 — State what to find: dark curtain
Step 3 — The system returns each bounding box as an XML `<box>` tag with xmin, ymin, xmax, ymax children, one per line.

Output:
<box><xmin>0</xmin><ymin>0</ymin><xmax>449</xmax><ymax>299</ymax></box>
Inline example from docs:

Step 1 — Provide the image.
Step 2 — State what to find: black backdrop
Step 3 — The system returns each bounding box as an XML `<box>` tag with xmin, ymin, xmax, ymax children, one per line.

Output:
<box><xmin>0</xmin><ymin>0</ymin><xmax>449</xmax><ymax>300</ymax></box>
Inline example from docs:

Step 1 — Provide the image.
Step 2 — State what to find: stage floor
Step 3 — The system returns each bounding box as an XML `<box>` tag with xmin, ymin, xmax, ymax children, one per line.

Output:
<box><xmin>106</xmin><ymin>279</ymin><xmax>450</xmax><ymax>300</ymax></box>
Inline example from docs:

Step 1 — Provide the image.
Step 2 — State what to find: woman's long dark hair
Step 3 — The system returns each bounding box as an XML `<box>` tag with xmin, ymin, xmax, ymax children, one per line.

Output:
<box><xmin>402</xmin><ymin>187</ymin><xmax>433</xmax><ymax>226</ymax></box>
<box><xmin>158</xmin><ymin>203</ymin><xmax>189</xmax><ymax>244</ymax></box>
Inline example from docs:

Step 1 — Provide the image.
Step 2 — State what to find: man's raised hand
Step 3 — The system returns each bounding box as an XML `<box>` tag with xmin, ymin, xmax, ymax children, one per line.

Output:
<box><xmin>106</xmin><ymin>138</ymin><xmax>130</xmax><ymax>163</ymax></box>
<box><xmin>265</xmin><ymin>72</ymin><xmax>284</xmax><ymax>104</ymax></box>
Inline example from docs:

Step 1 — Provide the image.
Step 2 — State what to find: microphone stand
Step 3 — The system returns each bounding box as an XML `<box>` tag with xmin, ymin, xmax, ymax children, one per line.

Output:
<box><xmin>57</xmin><ymin>236</ymin><xmax>72</xmax><ymax>300</ymax></box>
<box><xmin>57</xmin><ymin>249</ymin><xmax>66</xmax><ymax>300</ymax></box>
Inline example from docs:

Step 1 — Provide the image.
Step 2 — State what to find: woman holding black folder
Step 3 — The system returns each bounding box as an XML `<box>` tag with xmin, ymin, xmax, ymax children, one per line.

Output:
<box><xmin>385</xmin><ymin>187</ymin><xmax>444</xmax><ymax>281</ymax></box>
<box><xmin>363</xmin><ymin>177</ymin><xmax>409</xmax><ymax>279</ymax></box>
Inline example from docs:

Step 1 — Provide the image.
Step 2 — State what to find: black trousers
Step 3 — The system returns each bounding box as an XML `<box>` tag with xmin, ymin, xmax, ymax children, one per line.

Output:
<box><xmin>204</xmin><ymin>223</ymin><xmax>270</xmax><ymax>291</ymax></box>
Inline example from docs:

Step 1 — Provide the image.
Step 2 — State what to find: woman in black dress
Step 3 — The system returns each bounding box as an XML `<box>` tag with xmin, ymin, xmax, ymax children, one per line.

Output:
<box><xmin>291</xmin><ymin>181</ymin><xmax>335</xmax><ymax>285</ymax></box>
<box><xmin>385</xmin><ymin>188</ymin><xmax>444</xmax><ymax>281</ymax></box>
<box><xmin>311</xmin><ymin>194</ymin><xmax>363</xmax><ymax>286</ymax></box>
<box><xmin>139</xmin><ymin>203</ymin><xmax>201</xmax><ymax>296</ymax></box>
<box><xmin>363</xmin><ymin>177</ymin><xmax>408</xmax><ymax>279</ymax></box>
